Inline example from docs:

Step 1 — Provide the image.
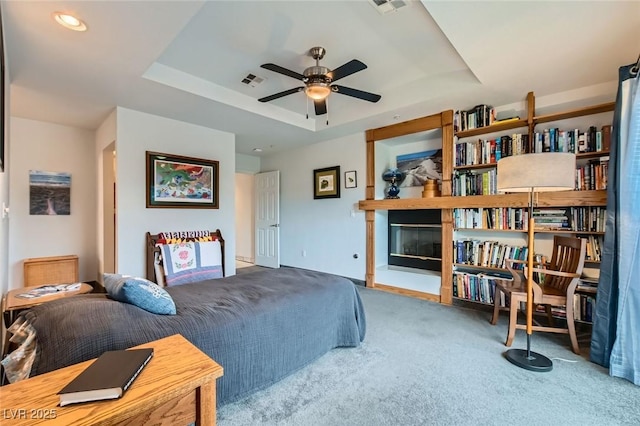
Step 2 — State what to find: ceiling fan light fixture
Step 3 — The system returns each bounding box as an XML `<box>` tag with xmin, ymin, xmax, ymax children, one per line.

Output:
<box><xmin>258</xmin><ymin>46</ymin><xmax>381</xmax><ymax>112</ymax></box>
<box><xmin>305</xmin><ymin>83</ymin><xmax>331</xmax><ymax>100</ymax></box>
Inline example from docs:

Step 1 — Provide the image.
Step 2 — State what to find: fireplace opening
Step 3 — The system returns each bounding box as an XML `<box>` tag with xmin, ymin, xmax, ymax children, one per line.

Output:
<box><xmin>388</xmin><ymin>210</ymin><xmax>442</xmax><ymax>272</ymax></box>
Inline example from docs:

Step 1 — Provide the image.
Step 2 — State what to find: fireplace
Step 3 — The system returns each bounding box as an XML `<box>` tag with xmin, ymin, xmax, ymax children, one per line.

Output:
<box><xmin>388</xmin><ymin>210</ymin><xmax>442</xmax><ymax>272</ymax></box>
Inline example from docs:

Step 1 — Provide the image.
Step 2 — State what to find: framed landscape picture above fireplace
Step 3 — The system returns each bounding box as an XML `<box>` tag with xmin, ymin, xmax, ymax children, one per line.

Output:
<box><xmin>146</xmin><ymin>151</ymin><xmax>219</xmax><ymax>209</ymax></box>
<box><xmin>313</xmin><ymin>166</ymin><xmax>340</xmax><ymax>199</ymax></box>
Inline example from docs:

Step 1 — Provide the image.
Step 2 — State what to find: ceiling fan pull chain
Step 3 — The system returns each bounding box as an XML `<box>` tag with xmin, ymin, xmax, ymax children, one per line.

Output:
<box><xmin>326</xmin><ymin>97</ymin><xmax>329</xmax><ymax>126</ymax></box>
<box><xmin>306</xmin><ymin>96</ymin><xmax>309</xmax><ymax>120</ymax></box>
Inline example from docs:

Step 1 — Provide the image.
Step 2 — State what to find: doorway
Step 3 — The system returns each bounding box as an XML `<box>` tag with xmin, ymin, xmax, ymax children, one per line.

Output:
<box><xmin>235</xmin><ymin>172</ymin><xmax>255</xmax><ymax>269</ymax></box>
<box><xmin>254</xmin><ymin>170</ymin><xmax>280</xmax><ymax>268</ymax></box>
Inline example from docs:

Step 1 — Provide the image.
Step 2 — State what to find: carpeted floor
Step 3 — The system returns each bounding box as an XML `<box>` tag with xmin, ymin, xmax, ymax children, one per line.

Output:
<box><xmin>217</xmin><ymin>286</ymin><xmax>639</xmax><ymax>425</ymax></box>
<box><xmin>234</xmin><ymin>265</ymin><xmax>267</xmax><ymax>275</ymax></box>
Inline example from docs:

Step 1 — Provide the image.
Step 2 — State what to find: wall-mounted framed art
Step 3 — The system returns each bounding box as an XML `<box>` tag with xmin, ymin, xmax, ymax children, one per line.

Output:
<box><xmin>313</xmin><ymin>165</ymin><xmax>340</xmax><ymax>199</ymax></box>
<box><xmin>29</xmin><ymin>170</ymin><xmax>71</xmax><ymax>215</ymax></box>
<box><xmin>345</xmin><ymin>170</ymin><xmax>357</xmax><ymax>188</ymax></box>
<box><xmin>146</xmin><ymin>151</ymin><xmax>219</xmax><ymax>209</ymax></box>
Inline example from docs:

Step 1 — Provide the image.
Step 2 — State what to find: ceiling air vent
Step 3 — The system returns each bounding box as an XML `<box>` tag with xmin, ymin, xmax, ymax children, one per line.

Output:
<box><xmin>241</xmin><ymin>74</ymin><xmax>265</xmax><ymax>88</ymax></box>
<box><xmin>369</xmin><ymin>0</ymin><xmax>410</xmax><ymax>15</ymax></box>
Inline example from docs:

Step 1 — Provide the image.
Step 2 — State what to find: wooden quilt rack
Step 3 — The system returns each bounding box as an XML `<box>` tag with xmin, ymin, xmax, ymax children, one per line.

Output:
<box><xmin>145</xmin><ymin>229</ymin><xmax>225</xmax><ymax>283</ymax></box>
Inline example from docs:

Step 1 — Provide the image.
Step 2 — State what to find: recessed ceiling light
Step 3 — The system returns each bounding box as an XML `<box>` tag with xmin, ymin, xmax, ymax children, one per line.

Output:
<box><xmin>53</xmin><ymin>12</ymin><xmax>87</xmax><ymax>32</ymax></box>
<box><xmin>252</xmin><ymin>148</ymin><xmax>263</xmax><ymax>152</ymax></box>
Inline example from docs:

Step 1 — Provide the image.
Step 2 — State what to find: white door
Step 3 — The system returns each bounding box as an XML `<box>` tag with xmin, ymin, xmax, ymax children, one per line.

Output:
<box><xmin>255</xmin><ymin>171</ymin><xmax>280</xmax><ymax>268</ymax></box>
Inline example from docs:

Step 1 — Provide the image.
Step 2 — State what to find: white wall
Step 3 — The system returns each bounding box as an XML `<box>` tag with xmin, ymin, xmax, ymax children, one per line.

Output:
<box><xmin>235</xmin><ymin>173</ymin><xmax>254</xmax><ymax>263</ymax></box>
<box><xmin>236</xmin><ymin>153</ymin><xmax>260</xmax><ymax>174</ymax></box>
<box><xmin>8</xmin><ymin>117</ymin><xmax>97</xmax><ymax>289</ymax></box>
<box><xmin>115</xmin><ymin>108</ymin><xmax>236</xmax><ymax>278</ymax></box>
<box><xmin>261</xmin><ymin>132</ymin><xmax>366</xmax><ymax>280</ymax></box>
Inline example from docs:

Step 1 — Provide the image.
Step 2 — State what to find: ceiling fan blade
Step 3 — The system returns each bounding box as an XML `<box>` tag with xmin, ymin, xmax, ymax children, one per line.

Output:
<box><xmin>314</xmin><ymin>99</ymin><xmax>327</xmax><ymax>116</ymax></box>
<box><xmin>260</xmin><ymin>63</ymin><xmax>305</xmax><ymax>80</ymax></box>
<box><xmin>329</xmin><ymin>60</ymin><xmax>367</xmax><ymax>82</ymax></box>
<box><xmin>332</xmin><ymin>85</ymin><xmax>381</xmax><ymax>103</ymax></box>
<box><xmin>258</xmin><ymin>87</ymin><xmax>304</xmax><ymax>103</ymax></box>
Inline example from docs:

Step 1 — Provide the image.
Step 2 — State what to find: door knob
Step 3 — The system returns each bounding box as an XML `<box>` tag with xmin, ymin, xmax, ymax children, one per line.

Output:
<box><xmin>269</xmin><ymin>224</ymin><xmax>280</xmax><ymax>227</ymax></box>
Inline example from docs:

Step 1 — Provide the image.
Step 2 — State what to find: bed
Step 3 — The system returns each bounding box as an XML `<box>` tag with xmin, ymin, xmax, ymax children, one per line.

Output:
<box><xmin>2</xmin><ymin>230</ymin><xmax>366</xmax><ymax>407</ymax></box>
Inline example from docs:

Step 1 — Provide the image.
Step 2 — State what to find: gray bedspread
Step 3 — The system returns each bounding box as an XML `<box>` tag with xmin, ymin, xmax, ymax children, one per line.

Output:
<box><xmin>18</xmin><ymin>267</ymin><xmax>365</xmax><ymax>406</ymax></box>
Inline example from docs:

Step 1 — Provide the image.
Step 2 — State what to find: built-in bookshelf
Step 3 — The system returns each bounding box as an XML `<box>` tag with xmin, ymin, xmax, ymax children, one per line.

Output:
<box><xmin>449</xmin><ymin>92</ymin><xmax>613</xmax><ymax>322</ymax></box>
<box><xmin>360</xmin><ymin>91</ymin><xmax>613</xmax><ymax>312</ymax></box>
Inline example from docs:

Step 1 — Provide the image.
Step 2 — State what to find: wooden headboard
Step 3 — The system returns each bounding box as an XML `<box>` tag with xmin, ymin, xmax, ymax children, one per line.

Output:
<box><xmin>145</xmin><ymin>229</ymin><xmax>225</xmax><ymax>283</ymax></box>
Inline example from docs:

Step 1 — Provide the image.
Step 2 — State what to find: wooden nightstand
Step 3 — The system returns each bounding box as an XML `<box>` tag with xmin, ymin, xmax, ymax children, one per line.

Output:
<box><xmin>1</xmin><ymin>284</ymin><xmax>93</xmax><ymax>363</ymax></box>
<box><xmin>2</xmin><ymin>283</ymin><xmax>93</xmax><ymax>328</ymax></box>
<box><xmin>0</xmin><ymin>334</ymin><xmax>224</xmax><ymax>425</ymax></box>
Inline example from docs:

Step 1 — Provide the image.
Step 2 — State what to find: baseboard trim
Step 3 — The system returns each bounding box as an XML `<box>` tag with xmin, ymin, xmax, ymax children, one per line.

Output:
<box><xmin>372</xmin><ymin>283</ymin><xmax>440</xmax><ymax>303</ymax></box>
<box><xmin>279</xmin><ymin>265</ymin><xmax>365</xmax><ymax>287</ymax></box>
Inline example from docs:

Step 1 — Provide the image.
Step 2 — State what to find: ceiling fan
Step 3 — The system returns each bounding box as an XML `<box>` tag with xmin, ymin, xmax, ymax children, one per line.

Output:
<box><xmin>258</xmin><ymin>47</ymin><xmax>381</xmax><ymax>117</ymax></box>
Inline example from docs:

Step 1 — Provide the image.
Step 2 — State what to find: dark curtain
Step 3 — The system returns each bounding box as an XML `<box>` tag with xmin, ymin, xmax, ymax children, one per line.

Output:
<box><xmin>590</xmin><ymin>61</ymin><xmax>640</xmax><ymax>386</ymax></box>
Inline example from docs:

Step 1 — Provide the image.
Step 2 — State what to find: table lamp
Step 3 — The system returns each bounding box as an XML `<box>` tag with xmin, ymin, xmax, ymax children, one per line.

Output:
<box><xmin>497</xmin><ymin>152</ymin><xmax>576</xmax><ymax>372</ymax></box>
<box><xmin>382</xmin><ymin>168</ymin><xmax>406</xmax><ymax>199</ymax></box>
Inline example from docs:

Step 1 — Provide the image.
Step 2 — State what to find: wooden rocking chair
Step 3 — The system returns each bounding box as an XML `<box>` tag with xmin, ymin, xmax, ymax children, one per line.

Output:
<box><xmin>490</xmin><ymin>235</ymin><xmax>587</xmax><ymax>354</ymax></box>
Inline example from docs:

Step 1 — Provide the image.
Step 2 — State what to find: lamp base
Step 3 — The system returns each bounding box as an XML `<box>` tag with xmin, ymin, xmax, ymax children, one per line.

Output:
<box><xmin>505</xmin><ymin>349</ymin><xmax>553</xmax><ymax>372</ymax></box>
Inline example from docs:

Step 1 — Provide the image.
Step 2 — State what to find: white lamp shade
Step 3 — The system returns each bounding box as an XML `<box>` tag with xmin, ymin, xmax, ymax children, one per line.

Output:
<box><xmin>497</xmin><ymin>152</ymin><xmax>576</xmax><ymax>193</ymax></box>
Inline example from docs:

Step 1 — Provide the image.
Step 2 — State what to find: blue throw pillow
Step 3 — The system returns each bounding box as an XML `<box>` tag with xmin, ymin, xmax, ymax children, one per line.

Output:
<box><xmin>103</xmin><ymin>274</ymin><xmax>176</xmax><ymax>315</ymax></box>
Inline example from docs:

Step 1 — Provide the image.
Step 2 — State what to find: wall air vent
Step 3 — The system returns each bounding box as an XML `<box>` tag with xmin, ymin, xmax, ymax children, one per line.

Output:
<box><xmin>368</xmin><ymin>0</ymin><xmax>410</xmax><ymax>15</ymax></box>
<box><xmin>241</xmin><ymin>74</ymin><xmax>265</xmax><ymax>87</ymax></box>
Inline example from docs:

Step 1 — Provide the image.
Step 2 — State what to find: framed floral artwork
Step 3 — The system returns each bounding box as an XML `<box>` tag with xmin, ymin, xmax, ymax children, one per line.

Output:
<box><xmin>146</xmin><ymin>151</ymin><xmax>219</xmax><ymax>208</ymax></box>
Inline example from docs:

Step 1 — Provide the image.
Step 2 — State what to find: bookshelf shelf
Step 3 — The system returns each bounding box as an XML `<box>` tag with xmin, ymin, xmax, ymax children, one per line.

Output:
<box><xmin>359</xmin><ymin>190</ymin><xmax>606</xmax><ymax>211</ymax></box>
<box><xmin>455</xmin><ymin>118</ymin><xmax>528</xmax><ymax>138</ymax></box>
<box><xmin>577</xmin><ymin>150</ymin><xmax>610</xmax><ymax>160</ymax></box>
<box><xmin>534</xmin><ymin>102</ymin><xmax>615</xmax><ymax>124</ymax></box>
<box><xmin>453</xmin><ymin>263</ymin><xmax>510</xmax><ymax>273</ymax></box>
<box><xmin>453</xmin><ymin>163</ymin><xmax>497</xmax><ymax>171</ymax></box>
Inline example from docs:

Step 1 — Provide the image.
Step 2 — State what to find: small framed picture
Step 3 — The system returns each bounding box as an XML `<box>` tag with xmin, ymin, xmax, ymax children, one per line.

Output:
<box><xmin>345</xmin><ymin>170</ymin><xmax>357</xmax><ymax>189</ymax></box>
<box><xmin>313</xmin><ymin>166</ymin><xmax>340</xmax><ymax>199</ymax></box>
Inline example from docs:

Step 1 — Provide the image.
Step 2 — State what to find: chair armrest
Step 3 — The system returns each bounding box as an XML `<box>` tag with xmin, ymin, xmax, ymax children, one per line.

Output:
<box><xmin>505</xmin><ymin>258</ymin><xmax>546</xmax><ymax>267</ymax></box>
<box><xmin>530</xmin><ymin>267</ymin><xmax>580</xmax><ymax>279</ymax></box>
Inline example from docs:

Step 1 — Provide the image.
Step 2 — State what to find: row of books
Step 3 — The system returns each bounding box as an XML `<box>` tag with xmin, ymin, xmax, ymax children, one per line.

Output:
<box><xmin>453</xmin><ymin>207</ymin><xmax>606</xmax><ymax>233</ymax></box>
<box><xmin>574</xmin><ymin>294</ymin><xmax>596</xmax><ymax>322</ymax></box>
<box><xmin>532</xmin><ymin>294</ymin><xmax>596</xmax><ymax>322</ymax></box>
<box><xmin>532</xmin><ymin>208</ymin><xmax>570</xmax><ymax>230</ymax></box>
<box><xmin>584</xmin><ymin>235</ymin><xmax>604</xmax><ymax>262</ymax></box>
<box><xmin>453</xmin><ymin>104</ymin><xmax>496</xmax><ymax>133</ymax></box>
<box><xmin>454</xmin><ymin>125</ymin><xmax>612</xmax><ymax>165</ymax></box>
<box><xmin>454</xmin><ymin>133</ymin><xmax>529</xmax><ymax>167</ymax></box>
<box><xmin>576</xmin><ymin>156</ymin><xmax>609</xmax><ymax>191</ymax></box>
<box><xmin>452</xmin><ymin>271</ymin><xmax>507</xmax><ymax>306</ymax></box>
<box><xmin>530</xmin><ymin>207</ymin><xmax>606</xmax><ymax>232</ymax></box>
<box><xmin>454</xmin><ymin>271</ymin><xmax>597</xmax><ymax>323</ymax></box>
<box><xmin>454</xmin><ymin>207</ymin><xmax>528</xmax><ymax>230</ymax></box>
<box><xmin>454</xmin><ymin>239</ymin><xmax>530</xmax><ymax>270</ymax></box>
<box><xmin>572</xmin><ymin>206</ymin><xmax>606</xmax><ymax>233</ymax></box>
<box><xmin>453</xmin><ymin>165</ymin><xmax>608</xmax><ymax>194</ymax></box>
<box><xmin>452</xmin><ymin>168</ymin><xmax>497</xmax><ymax>196</ymax></box>
<box><xmin>532</xmin><ymin>125</ymin><xmax>611</xmax><ymax>154</ymax></box>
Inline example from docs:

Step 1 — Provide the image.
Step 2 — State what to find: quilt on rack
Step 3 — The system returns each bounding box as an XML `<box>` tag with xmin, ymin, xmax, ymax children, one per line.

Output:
<box><xmin>161</xmin><ymin>240</ymin><xmax>223</xmax><ymax>286</ymax></box>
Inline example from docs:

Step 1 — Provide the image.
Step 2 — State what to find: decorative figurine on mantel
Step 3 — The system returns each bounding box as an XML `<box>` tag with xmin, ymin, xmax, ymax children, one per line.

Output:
<box><xmin>422</xmin><ymin>179</ymin><xmax>441</xmax><ymax>198</ymax></box>
<box><xmin>382</xmin><ymin>168</ymin><xmax>406</xmax><ymax>199</ymax></box>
